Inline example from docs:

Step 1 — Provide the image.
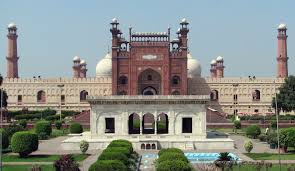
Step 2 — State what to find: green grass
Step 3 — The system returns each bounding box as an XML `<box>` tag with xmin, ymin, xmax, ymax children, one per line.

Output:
<box><xmin>233</xmin><ymin>164</ymin><xmax>295</xmax><ymax>171</ymax></box>
<box><xmin>244</xmin><ymin>153</ymin><xmax>295</xmax><ymax>160</ymax></box>
<box><xmin>3</xmin><ymin>165</ymin><xmax>54</xmax><ymax>171</ymax></box>
<box><xmin>3</xmin><ymin>154</ymin><xmax>88</xmax><ymax>162</ymax></box>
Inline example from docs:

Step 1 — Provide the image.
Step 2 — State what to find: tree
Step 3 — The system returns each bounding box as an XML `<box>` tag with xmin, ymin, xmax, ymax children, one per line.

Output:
<box><xmin>272</xmin><ymin>76</ymin><xmax>295</xmax><ymax>112</ymax></box>
<box><xmin>244</xmin><ymin>140</ymin><xmax>253</xmax><ymax>153</ymax></box>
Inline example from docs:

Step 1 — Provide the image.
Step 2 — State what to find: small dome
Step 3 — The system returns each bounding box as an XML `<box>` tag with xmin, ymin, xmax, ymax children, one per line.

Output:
<box><xmin>278</xmin><ymin>23</ymin><xmax>286</xmax><ymax>29</ymax></box>
<box><xmin>181</xmin><ymin>18</ymin><xmax>188</xmax><ymax>23</ymax></box>
<box><xmin>96</xmin><ymin>53</ymin><xmax>112</xmax><ymax>76</ymax></box>
<box><xmin>8</xmin><ymin>22</ymin><xmax>16</xmax><ymax>29</ymax></box>
<box><xmin>80</xmin><ymin>59</ymin><xmax>86</xmax><ymax>65</ymax></box>
<box><xmin>216</xmin><ymin>56</ymin><xmax>223</xmax><ymax>62</ymax></box>
<box><xmin>73</xmin><ymin>56</ymin><xmax>80</xmax><ymax>61</ymax></box>
<box><xmin>112</xmin><ymin>18</ymin><xmax>118</xmax><ymax>23</ymax></box>
<box><xmin>187</xmin><ymin>53</ymin><xmax>201</xmax><ymax>77</ymax></box>
<box><xmin>210</xmin><ymin>59</ymin><xmax>217</xmax><ymax>65</ymax></box>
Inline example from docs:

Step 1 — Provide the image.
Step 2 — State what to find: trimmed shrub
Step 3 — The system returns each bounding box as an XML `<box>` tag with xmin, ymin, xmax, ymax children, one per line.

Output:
<box><xmin>158</xmin><ymin>148</ymin><xmax>184</xmax><ymax>156</ymax></box>
<box><xmin>157</xmin><ymin>160</ymin><xmax>192</xmax><ymax>171</ymax></box>
<box><xmin>98</xmin><ymin>152</ymin><xmax>129</xmax><ymax>165</ymax></box>
<box><xmin>11</xmin><ymin>131</ymin><xmax>38</xmax><ymax>157</ymax></box>
<box><xmin>244</xmin><ymin>140</ymin><xmax>253</xmax><ymax>153</ymax></box>
<box><xmin>107</xmin><ymin>139</ymin><xmax>133</xmax><ymax>153</ymax></box>
<box><xmin>89</xmin><ymin>160</ymin><xmax>127</xmax><ymax>171</ymax></box>
<box><xmin>80</xmin><ymin>140</ymin><xmax>89</xmax><ymax>154</ymax></box>
<box><xmin>61</xmin><ymin>110</ymin><xmax>80</xmax><ymax>117</ymax></box>
<box><xmin>45</xmin><ymin>114</ymin><xmax>65</xmax><ymax>121</ymax></box>
<box><xmin>0</xmin><ymin>129</ymin><xmax>9</xmax><ymax>149</ymax></box>
<box><xmin>258</xmin><ymin>134</ymin><xmax>267</xmax><ymax>142</ymax></box>
<box><xmin>103</xmin><ymin>147</ymin><xmax>130</xmax><ymax>157</ymax></box>
<box><xmin>270</xmin><ymin>121</ymin><xmax>277</xmax><ymax>129</ymax></box>
<box><xmin>54</xmin><ymin>154</ymin><xmax>80</xmax><ymax>171</ymax></box>
<box><xmin>35</xmin><ymin>121</ymin><xmax>52</xmax><ymax>139</ymax></box>
<box><xmin>158</xmin><ymin>152</ymin><xmax>188</xmax><ymax>164</ymax></box>
<box><xmin>55</xmin><ymin>121</ymin><xmax>63</xmax><ymax>130</ymax></box>
<box><xmin>69</xmin><ymin>123</ymin><xmax>83</xmax><ymax>134</ymax></box>
<box><xmin>15</xmin><ymin>113</ymin><xmax>41</xmax><ymax>120</ymax></box>
<box><xmin>233</xmin><ymin>120</ymin><xmax>241</xmax><ymax>129</ymax></box>
<box><xmin>18</xmin><ymin>119</ymin><xmax>27</xmax><ymax>129</ymax></box>
<box><xmin>4</xmin><ymin>123</ymin><xmax>24</xmax><ymax>143</ymax></box>
<box><xmin>246</xmin><ymin>125</ymin><xmax>261</xmax><ymax>139</ymax></box>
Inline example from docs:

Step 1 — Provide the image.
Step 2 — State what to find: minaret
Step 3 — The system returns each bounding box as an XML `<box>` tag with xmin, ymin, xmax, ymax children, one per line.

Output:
<box><xmin>179</xmin><ymin>18</ymin><xmax>189</xmax><ymax>56</ymax></box>
<box><xmin>6</xmin><ymin>22</ymin><xmax>19</xmax><ymax>78</ymax></box>
<box><xmin>110</xmin><ymin>18</ymin><xmax>120</xmax><ymax>95</ymax></box>
<box><xmin>210</xmin><ymin>59</ymin><xmax>217</xmax><ymax>78</ymax></box>
<box><xmin>80</xmin><ymin>60</ymin><xmax>87</xmax><ymax>78</ymax></box>
<box><xmin>216</xmin><ymin>56</ymin><xmax>224</xmax><ymax>78</ymax></box>
<box><xmin>72</xmin><ymin>56</ymin><xmax>81</xmax><ymax>78</ymax></box>
<box><xmin>277</xmin><ymin>23</ymin><xmax>288</xmax><ymax>78</ymax></box>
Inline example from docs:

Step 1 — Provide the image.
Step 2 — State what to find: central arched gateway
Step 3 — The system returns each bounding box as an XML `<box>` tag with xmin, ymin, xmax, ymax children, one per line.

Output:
<box><xmin>138</xmin><ymin>68</ymin><xmax>161</xmax><ymax>95</ymax></box>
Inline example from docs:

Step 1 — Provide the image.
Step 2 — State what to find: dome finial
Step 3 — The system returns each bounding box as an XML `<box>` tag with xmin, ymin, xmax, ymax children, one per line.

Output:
<box><xmin>278</xmin><ymin>23</ymin><xmax>287</xmax><ymax>29</ymax></box>
<box><xmin>8</xmin><ymin>22</ymin><xmax>17</xmax><ymax>29</ymax></box>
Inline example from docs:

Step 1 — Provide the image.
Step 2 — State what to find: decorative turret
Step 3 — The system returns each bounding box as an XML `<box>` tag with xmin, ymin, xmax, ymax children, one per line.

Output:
<box><xmin>110</xmin><ymin>18</ymin><xmax>120</xmax><ymax>51</ymax></box>
<box><xmin>277</xmin><ymin>23</ymin><xmax>288</xmax><ymax>78</ymax></box>
<box><xmin>210</xmin><ymin>59</ymin><xmax>217</xmax><ymax>78</ymax></box>
<box><xmin>80</xmin><ymin>59</ymin><xmax>87</xmax><ymax>78</ymax></box>
<box><xmin>72</xmin><ymin>56</ymin><xmax>81</xmax><ymax>78</ymax></box>
<box><xmin>179</xmin><ymin>18</ymin><xmax>189</xmax><ymax>56</ymax></box>
<box><xmin>6</xmin><ymin>22</ymin><xmax>19</xmax><ymax>78</ymax></box>
<box><xmin>216</xmin><ymin>56</ymin><xmax>224</xmax><ymax>78</ymax></box>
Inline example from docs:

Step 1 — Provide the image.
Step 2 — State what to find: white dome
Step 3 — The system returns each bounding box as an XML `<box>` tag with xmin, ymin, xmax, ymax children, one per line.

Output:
<box><xmin>73</xmin><ymin>56</ymin><xmax>80</xmax><ymax>61</ymax></box>
<box><xmin>278</xmin><ymin>23</ymin><xmax>286</xmax><ymax>29</ymax></box>
<box><xmin>187</xmin><ymin>53</ymin><xmax>201</xmax><ymax>77</ymax></box>
<box><xmin>96</xmin><ymin>53</ymin><xmax>112</xmax><ymax>76</ymax></box>
<box><xmin>181</xmin><ymin>18</ymin><xmax>187</xmax><ymax>23</ymax></box>
<box><xmin>80</xmin><ymin>59</ymin><xmax>86</xmax><ymax>65</ymax></box>
<box><xmin>210</xmin><ymin>59</ymin><xmax>217</xmax><ymax>65</ymax></box>
<box><xmin>112</xmin><ymin>18</ymin><xmax>118</xmax><ymax>23</ymax></box>
<box><xmin>8</xmin><ymin>22</ymin><xmax>16</xmax><ymax>29</ymax></box>
<box><xmin>216</xmin><ymin>56</ymin><xmax>223</xmax><ymax>62</ymax></box>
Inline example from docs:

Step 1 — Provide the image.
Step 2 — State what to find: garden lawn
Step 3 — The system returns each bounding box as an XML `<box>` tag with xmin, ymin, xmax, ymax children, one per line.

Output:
<box><xmin>233</xmin><ymin>164</ymin><xmax>295</xmax><ymax>171</ymax></box>
<box><xmin>3</xmin><ymin>165</ymin><xmax>54</xmax><ymax>171</ymax></box>
<box><xmin>3</xmin><ymin>154</ymin><xmax>88</xmax><ymax>162</ymax></box>
<box><xmin>244</xmin><ymin>153</ymin><xmax>295</xmax><ymax>160</ymax></box>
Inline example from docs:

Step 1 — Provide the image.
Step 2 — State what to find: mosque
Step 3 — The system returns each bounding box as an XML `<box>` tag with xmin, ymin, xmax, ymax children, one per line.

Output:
<box><xmin>2</xmin><ymin>19</ymin><xmax>288</xmax><ymax>117</ymax></box>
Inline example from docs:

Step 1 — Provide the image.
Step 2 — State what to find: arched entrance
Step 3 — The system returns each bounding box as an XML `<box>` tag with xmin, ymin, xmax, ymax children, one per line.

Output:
<box><xmin>142</xmin><ymin>113</ymin><xmax>155</xmax><ymax>134</ymax></box>
<box><xmin>128</xmin><ymin>113</ymin><xmax>140</xmax><ymax>134</ymax></box>
<box><xmin>138</xmin><ymin>68</ymin><xmax>161</xmax><ymax>95</ymax></box>
<box><xmin>157</xmin><ymin>113</ymin><xmax>169</xmax><ymax>134</ymax></box>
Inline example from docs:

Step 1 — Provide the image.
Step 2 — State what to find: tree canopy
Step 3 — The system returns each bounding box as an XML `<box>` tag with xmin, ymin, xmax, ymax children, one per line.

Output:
<box><xmin>272</xmin><ymin>76</ymin><xmax>295</xmax><ymax>112</ymax></box>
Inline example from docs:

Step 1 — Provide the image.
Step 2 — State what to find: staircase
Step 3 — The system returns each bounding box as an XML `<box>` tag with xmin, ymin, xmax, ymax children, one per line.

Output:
<box><xmin>72</xmin><ymin>110</ymin><xmax>90</xmax><ymax>128</ymax></box>
<box><xmin>185</xmin><ymin>142</ymin><xmax>195</xmax><ymax>150</ymax></box>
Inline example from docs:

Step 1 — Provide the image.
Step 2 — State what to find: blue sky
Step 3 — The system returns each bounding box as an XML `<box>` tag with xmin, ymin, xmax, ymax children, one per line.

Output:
<box><xmin>0</xmin><ymin>0</ymin><xmax>294</xmax><ymax>78</ymax></box>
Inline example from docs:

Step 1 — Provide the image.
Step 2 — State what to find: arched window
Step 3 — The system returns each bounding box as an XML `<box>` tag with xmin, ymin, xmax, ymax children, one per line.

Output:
<box><xmin>172</xmin><ymin>76</ymin><xmax>180</xmax><ymax>85</ymax></box>
<box><xmin>118</xmin><ymin>75</ymin><xmax>128</xmax><ymax>85</ymax></box>
<box><xmin>80</xmin><ymin>90</ymin><xmax>88</xmax><ymax>102</ymax></box>
<box><xmin>252</xmin><ymin>90</ymin><xmax>261</xmax><ymax>101</ymax></box>
<box><xmin>210</xmin><ymin>90</ymin><xmax>219</xmax><ymax>101</ymax></box>
<box><xmin>152</xmin><ymin>143</ymin><xmax>156</xmax><ymax>149</ymax></box>
<box><xmin>141</xmin><ymin>144</ymin><xmax>145</xmax><ymax>150</ymax></box>
<box><xmin>171</xmin><ymin>91</ymin><xmax>180</xmax><ymax>95</ymax></box>
<box><xmin>37</xmin><ymin>90</ymin><xmax>46</xmax><ymax>103</ymax></box>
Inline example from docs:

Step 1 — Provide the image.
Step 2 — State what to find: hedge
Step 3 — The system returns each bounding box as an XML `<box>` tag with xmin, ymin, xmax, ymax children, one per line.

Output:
<box><xmin>89</xmin><ymin>160</ymin><xmax>127</xmax><ymax>171</ymax></box>
<box><xmin>158</xmin><ymin>148</ymin><xmax>184</xmax><ymax>156</ymax></box>
<box><xmin>246</xmin><ymin>125</ymin><xmax>261</xmax><ymax>139</ymax></box>
<box><xmin>18</xmin><ymin>119</ymin><xmax>27</xmax><ymax>129</ymax></box>
<box><xmin>157</xmin><ymin>160</ymin><xmax>192</xmax><ymax>171</ymax></box>
<box><xmin>55</xmin><ymin>121</ymin><xmax>63</xmax><ymax>130</ymax></box>
<box><xmin>11</xmin><ymin>131</ymin><xmax>38</xmax><ymax>157</ymax></box>
<box><xmin>103</xmin><ymin>147</ymin><xmax>130</xmax><ymax>157</ymax></box>
<box><xmin>35</xmin><ymin>121</ymin><xmax>52</xmax><ymax>139</ymax></box>
<box><xmin>61</xmin><ymin>110</ymin><xmax>80</xmax><ymax>117</ymax></box>
<box><xmin>107</xmin><ymin>140</ymin><xmax>133</xmax><ymax>152</ymax></box>
<box><xmin>4</xmin><ymin>123</ymin><xmax>24</xmax><ymax>140</ymax></box>
<box><xmin>98</xmin><ymin>152</ymin><xmax>129</xmax><ymax>165</ymax></box>
<box><xmin>13</xmin><ymin>109</ymin><xmax>56</xmax><ymax>120</ymax></box>
<box><xmin>158</xmin><ymin>152</ymin><xmax>188</xmax><ymax>164</ymax></box>
<box><xmin>45</xmin><ymin>114</ymin><xmax>65</xmax><ymax>121</ymax></box>
<box><xmin>0</xmin><ymin>129</ymin><xmax>9</xmax><ymax>149</ymax></box>
<box><xmin>69</xmin><ymin>123</ymin><xmax>83</xmax><ymax>134</ymax></box>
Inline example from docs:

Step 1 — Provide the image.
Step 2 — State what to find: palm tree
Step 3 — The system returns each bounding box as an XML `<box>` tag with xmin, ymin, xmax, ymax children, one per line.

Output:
<box><xmin>214</xmin><ymin>152</ymin><xmax>233</xmax><ymax>171</ymax></box>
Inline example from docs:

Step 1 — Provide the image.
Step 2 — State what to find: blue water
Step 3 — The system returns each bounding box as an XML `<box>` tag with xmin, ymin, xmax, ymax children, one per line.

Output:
<box><xmin>142</xmin><ymin>153</ymin><xmax>241</xmax><ymax>163</ymax></box>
